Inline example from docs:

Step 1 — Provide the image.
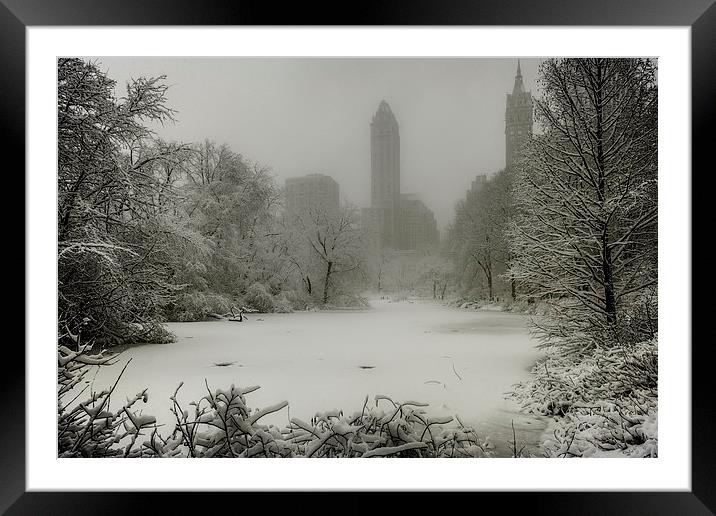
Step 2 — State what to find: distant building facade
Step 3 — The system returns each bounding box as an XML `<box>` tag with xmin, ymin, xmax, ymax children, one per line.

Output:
<box><xmin>505</xmin><ymin>60</ymin><xmax>534</xmax><ymax>168</ymax></box>
<box><xmin>462</xmin><ymin>173</ymin><xmax>489</xmax><ymax>207</ymax></box>
<box><xmin>360</xmin><ymin>206</ymin><xmax>383</xmax><ymax>249</ymax></box>
<box><xmin>399</xmin><ymin>194</ymin><xmax>438</xmax><ymax>250</ymax></box>
<box><xmin>285</xmin><ymin>173</ymin><xmax>339</xmax><ymax>220</ymax></box>
<box><xmin>470</xmin><ymin>174</ymin><xmax>488</xmax><ymax>195</ymax></box>
<box><xmin>370</xmin><ymin>100</ymin><xmax>401</xmax><ymax>248</ymax></box>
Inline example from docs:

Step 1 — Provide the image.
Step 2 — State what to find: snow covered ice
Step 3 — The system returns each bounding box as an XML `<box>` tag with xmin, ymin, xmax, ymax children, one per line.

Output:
<box><xmin>92</xmin><ymin>298</ymin><xmax>548</xmax><ymax>456</ymax></box>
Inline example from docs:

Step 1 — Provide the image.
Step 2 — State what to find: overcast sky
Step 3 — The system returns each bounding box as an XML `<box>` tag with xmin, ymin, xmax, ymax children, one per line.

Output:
<box><xmin>93</xmin><ymin>57</ymin><xmax>542</xmax><ymax>229</ymax></box>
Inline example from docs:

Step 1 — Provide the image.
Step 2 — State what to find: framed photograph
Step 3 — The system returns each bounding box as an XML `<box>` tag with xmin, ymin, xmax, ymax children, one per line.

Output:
<box><xmin>8</xmin><ymin>0</ymin><xmax>709</xmax><ymax>513</ymax></box>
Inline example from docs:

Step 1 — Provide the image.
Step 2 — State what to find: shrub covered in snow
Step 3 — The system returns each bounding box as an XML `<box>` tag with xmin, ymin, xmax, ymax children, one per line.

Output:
<box><xmin>93</xmin><ymin>320</ymin><xmax>176</xmax><ymax>347</ymax></box>
<box><xmin>499</xmin><ymin>299</ymin><xmax>549</xmax><ymax>316</ymax></box>
<box><xmin>326</xmin><ymin>293</ymin><xmax>370</xmax><ymax>309</ymax></box>
<box><xmin>245</xmin><ymin>282</ymin><xmax>276</xmax><ymax>313</ymax></box>
<box><xmin>510</xmin><ymin>338</ymin><xmax>658</xmax><ymax>457</ymax></box>
<box><xmin>143</xmin><ymin>388</ymin><xmax>492</xmax><ymax>458</ymax></box>
<box><xmin>271</xmin><ymin>292</ymin><xmax>294</xmax><ymax>313</ymax></box>
<box><xmin>58</xmin><ymin>328</ymin><xmax>157</xmax><ymax>457</ymax></box>
<box><xmin>447</xmin><ymin>296</ymin><xmax>491</xmax><ymax>310</ymax></box>
<box><xmin>165</xmin><ymin>291</ymin><xmax>236</xmax><ymax>322</ymax></box>
<box><xmin>281</xmin><ymin>289</ymin><xmax>311</xmax><ymax>311</ymax></box>
<box><xmin>128</xmin><ymin>322</ymin><xmax>175</xmax><ymax>344</ymax></box>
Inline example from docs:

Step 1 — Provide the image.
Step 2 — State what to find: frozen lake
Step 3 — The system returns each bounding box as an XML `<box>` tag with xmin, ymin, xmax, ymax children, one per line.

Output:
<box><xmin>94</xmin><ymin>298</ymin><xmax>548</xmax><ymax>456</ymax></box>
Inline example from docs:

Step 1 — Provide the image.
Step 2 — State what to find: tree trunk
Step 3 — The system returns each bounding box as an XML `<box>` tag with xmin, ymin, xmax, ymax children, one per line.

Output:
<box><xmin>602</xmin><ymin>242</ymin><xmax>617</xmax><ymax>326</ymax></box>
<box><xmin>595</xmin><ymin>60</ymin><xmax>617</xmax><ymax>329</ymax></box>
<box><xmin>477</xmin><ymin>259</ymin><xmax>493</xmax><ymax>301</ymax></box>
<box><xmin>323</xmin><ymin>261</ymin><xmax>333</xmax><ymax>305</ymax></box>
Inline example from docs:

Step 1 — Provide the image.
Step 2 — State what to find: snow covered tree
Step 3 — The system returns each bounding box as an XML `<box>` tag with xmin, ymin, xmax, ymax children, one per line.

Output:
<box><xmin>508</xmin><ymin>58</ymin><xmax>658</xmax><ymax>351</ymax></box>
<box><xmin>448</xmin><ymin>169</ymin><xmax>513</xmax><ymax>301</ymax></box>
<box><xmin>287</xmin><ymin>206</ymin><xmax>366</xmax><ymax>305</ymax></box>
<box><xmin>178</xmin><ymin>140</ymin><xmax>287</xmax><ymax>299</ymax></box>
<box><xmin>416</xmin><ymin>254</ymin><xmax>453</xmax><ymax>300</ymax></box>
<box><xmin>58</xmin><ymin>58</ymin><xmax>199</xmax><ymax>345</ymax></box>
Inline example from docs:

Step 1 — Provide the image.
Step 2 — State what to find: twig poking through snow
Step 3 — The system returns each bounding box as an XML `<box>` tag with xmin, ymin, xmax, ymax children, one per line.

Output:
<box><xmin>452</xmin><ymin>361</ymin><xmax>463</xmax><ymax>381</ymax></box>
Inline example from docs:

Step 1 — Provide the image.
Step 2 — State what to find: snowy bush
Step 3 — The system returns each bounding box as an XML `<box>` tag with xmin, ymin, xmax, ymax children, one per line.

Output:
<box><xmin>510</xmin><ymin>338</ymin><xmax>658</xmax><ymax>457</ymax></box>
<box><xmin>281</xmin><ymin>289</ymin><xmax>310</xmax><ymax>311</ymax></box>
<box><xmin>499</xmin><ymin>299</ymin><xmax>549</xmax><ymax>316</ymax></box>
<box><xmin>140</xmin><ymin>389</ymin><xmax>491</xmax><ymax>458</ymax></box>
<box><xmin>245</xmin><ymin>282</ymin><xmax>276</xmax><ymax>313</ymax></box>
<box><xmin>290</xmin><ymin>396</ymin><xmax>492</xmax><ymax>458</ymax></box>
<box><xmin>91</xmin><ymin>320</ymin><xmax>176</xmax><ymax>347</ymax></box>
<box><xmin>58</xmin><ymin>327</ymin><xmax>157</xmax><ymax>457</ymax></box>
<box><xmin>166</xmin><ymin>291</ymin><xmax>236</xmax><ymax>322</ymax></box>
<box><xmin>128</xmin><ymin>322</ymin><xmax>176</xmax><ymax>344</ymax></box>
<box><xmin>271</xmin><ymin>292</ymin><xmax>294</xmax><ymax>313</ymax></box>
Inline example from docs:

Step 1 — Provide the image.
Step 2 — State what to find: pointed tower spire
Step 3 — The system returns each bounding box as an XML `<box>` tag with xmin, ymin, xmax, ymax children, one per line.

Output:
<box><xmin>512</xmin><ymin>59</ymin><xmax>525</xmax><ymax>94</ymax></box>
<box><xmin>505</xmin><ymin>58</ymin><xmax>533</xmax><ymax>167</ymax></box>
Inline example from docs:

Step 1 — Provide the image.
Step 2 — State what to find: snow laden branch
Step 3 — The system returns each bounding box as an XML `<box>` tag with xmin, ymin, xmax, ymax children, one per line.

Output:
<box><xmin>154</xmin><ymin>388</ymin><xmax>491</xmax><ymax>458</ymax></box>
<box><xmin>58</xmin><ymin>327</ymin><xmax>156</xmax><ymax>457</ymax></box>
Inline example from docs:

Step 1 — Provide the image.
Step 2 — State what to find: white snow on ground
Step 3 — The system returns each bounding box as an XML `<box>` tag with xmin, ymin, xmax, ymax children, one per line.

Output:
<box><xmin>92</xmin><ymin>298</ymin><xmax>547</xmax><ymax>456</ymax></box>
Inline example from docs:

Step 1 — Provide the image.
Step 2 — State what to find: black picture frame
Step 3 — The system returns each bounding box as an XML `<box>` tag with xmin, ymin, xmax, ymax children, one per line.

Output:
<box><xmin>6</xmin><ymin>0</ymin><xmax>710</xmax><ymax>513</ymax></box>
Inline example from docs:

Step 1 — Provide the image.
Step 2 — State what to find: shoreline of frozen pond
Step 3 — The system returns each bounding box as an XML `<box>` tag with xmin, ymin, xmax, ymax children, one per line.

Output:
<box><xmin>94</xmin><ymin>298</ymin><xmax>549</xmax><ymax>456</ymax></box>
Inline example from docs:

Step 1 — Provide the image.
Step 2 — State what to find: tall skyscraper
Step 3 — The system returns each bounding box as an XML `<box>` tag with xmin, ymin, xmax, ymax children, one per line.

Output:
<box><xmin>505</xmin><ymin>60</ymin><xmax>534</xmax><ymax>168</ymax></box>
<box><xmin>370</xmin><ymin>100</ymin><xmax>401</xmax><ymax>248</ymax></box>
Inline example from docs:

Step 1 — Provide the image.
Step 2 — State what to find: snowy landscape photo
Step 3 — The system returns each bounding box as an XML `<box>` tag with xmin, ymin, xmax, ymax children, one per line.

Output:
<box><xmin>57</xmin><ymin>57</ymin><xmax>658</xmax><ymax>459</ymax></box>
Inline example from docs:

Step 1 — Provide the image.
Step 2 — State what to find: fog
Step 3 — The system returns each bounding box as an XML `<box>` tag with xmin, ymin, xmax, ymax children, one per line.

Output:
<box><xmin>93</xmin><ymin>57</ymin><xmax>542</xmax><ymax>230</ymax></box>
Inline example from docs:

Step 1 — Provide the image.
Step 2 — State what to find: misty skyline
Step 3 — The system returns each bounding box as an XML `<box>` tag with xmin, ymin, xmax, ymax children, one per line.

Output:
<box><xmin>93</xmin><ymin>57</ymin><xmax>542</xmax><ymax>229</ymax></box>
